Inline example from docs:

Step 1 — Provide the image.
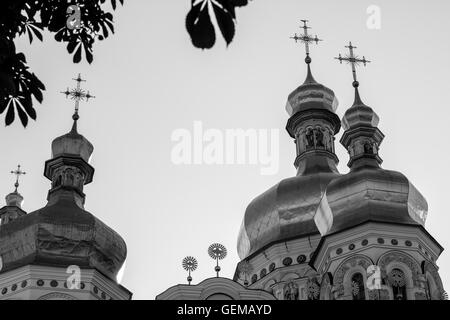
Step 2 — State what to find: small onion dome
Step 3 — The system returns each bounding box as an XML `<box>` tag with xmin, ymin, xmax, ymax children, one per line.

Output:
<box><xmin>342</xmin><ymin>85</ymin><xmax>379</xmax><ymax>130</ymax></box>
<box><xmin>51</xmin><ymin>115</ymin><xmax>93</xmax><ymax>163</ymax></box>
<box><xmin>314</xmin><ymin>168</ymin><xmax>428</xmax><ymax>237</ymax></box>
<box><xmin>238</xmin><ymin>170</ymin><xmax>340</xmax><ymax>259</ymax></box>
<box><xmin>285</xmin><ymin>65</ymin><xmax>339</xmax><ymax>116</ymax></box>
<box><xmin>0</xmin><ymin>195</ymin><xmax>127</xmax><ymax>281</ymax></box>
<box><xmin>5</xmin><ymin>191</ymin><xmax>24</xmax><ymax>208</ymax></box>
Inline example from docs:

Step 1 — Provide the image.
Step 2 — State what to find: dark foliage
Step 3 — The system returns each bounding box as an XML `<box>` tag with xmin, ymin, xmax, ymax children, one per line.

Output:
<box><xmin>0</xmin><ymin>0</ymin><xmax>249</xmax><ymax>127</ymax></box>
<box><xmin>186</xmin><ymin>0</ymin><xmax>249</xmax><ymax>49</ymax></box>
<box><xmin>0</xmin><ymin>0</ymin><xmax>124</xmax><ymax>127</ymax></box>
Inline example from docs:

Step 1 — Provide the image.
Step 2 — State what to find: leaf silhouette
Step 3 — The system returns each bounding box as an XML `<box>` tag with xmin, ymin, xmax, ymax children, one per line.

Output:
<box><xmin>16</xmin><ymin>100</ymin><xmax>29</xmax><ymax>127</ymax></box>
<box><xmin>5</xmin><ymin>101</ymin><xmax>15</xmax><ymax>126</ymax></box>
<box><xmin>212</xmin><ymin>1</ymin><xmax>235</xmax><ymax>46</ymax></box>
<box><xmin>186</xmin><ymin>1</ymin><xmax>216</xmax><ymax>49</ymax></box>
<box><xmin>0</xmin><ymin>0</ymin><xmax>123</xmax><ymax>126</ymax></box>
<box><xmin>186</xmin><ymin>0</ymin><xmax>249</xmax><ymax>49</ymax></box>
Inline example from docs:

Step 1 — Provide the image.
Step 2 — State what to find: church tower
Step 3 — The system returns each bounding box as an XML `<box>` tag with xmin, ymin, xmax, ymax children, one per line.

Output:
<box><xmin>310</xmin><ymin>43</ymin><xmax>445</xmax><ymax>300</ymax></box>
<box><xmin>235</xmin><ymin>21</ymin><xmax>342</xmax><ymax>300</ymax></box>
<box><xmin>233</xmin><ymin>25</ymin><xmax>445</xmax><ymax>301</ymax></box>
<box><xmin>0</xmin><ymin>75</ymin><xmax>131</xmax><ymax>300</ymax></box>
<box><xmin>156</xmin><ymin>20</ymin><xmax>446</xmax><ymax>301</ymax></box>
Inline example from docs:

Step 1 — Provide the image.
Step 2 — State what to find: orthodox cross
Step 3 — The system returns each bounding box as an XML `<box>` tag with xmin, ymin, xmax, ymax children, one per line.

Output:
<box><xmin>290</xmin><ymin>20</ymin><xmax>322</xmax><ymax>64</ymax></box>
<box><xmin>10</xmin><ymin>164</ymin><xmax>26</xmax><ymax>193</ymax></box>
<box><xmin>61</xmin><ymin>74</ymin><xmax>95</xmax><ymax>119</ymax></box>
<box><xmin>335</xmin><ymin>42</ymin><xmax>371</xmax><ymax>87</ymax></box>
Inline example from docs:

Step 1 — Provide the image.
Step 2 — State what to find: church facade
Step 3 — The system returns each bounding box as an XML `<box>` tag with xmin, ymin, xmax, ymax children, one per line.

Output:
<box><xmin>158</xmin><ymin>24</ymin><xmax>446</xmax><ymax>301</ymax></box>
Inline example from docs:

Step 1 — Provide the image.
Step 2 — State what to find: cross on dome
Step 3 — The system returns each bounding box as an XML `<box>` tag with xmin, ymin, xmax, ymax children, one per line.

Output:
<box><xmin>335</xmin><ymin>41</ymin><xmax>371</xmax><ymax>87</ymax></box>
<box><xmin>10</xmin><ymin>164</ymin><xmax>26</xmax><ymax>193</ymax></box>
<box><xmin>61</xmin><ymin>74</ymin><xmax>95</xmax><ymax>121</ymax></box>
<box><xmin>290</xmin><ymin>20</ymin><xmax>322</xmax><ymax>64</ymax></box>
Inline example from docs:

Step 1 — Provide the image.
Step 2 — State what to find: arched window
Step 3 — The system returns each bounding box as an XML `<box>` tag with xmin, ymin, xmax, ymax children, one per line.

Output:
<box><xmin>351</xmin><ymin>273</ymin><xmax>366</xmax><ymax>300</ymax></box>
<box><xmin>389</xmin><ymin>269</ymin><xmax>407</xmax><ymax>300</ymax></box>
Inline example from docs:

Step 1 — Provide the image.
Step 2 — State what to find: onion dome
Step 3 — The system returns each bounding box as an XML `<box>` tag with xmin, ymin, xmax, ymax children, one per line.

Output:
<box><xmin>0</xmin><ymin>165</ymin><xmax>27</xmax><ymax>226</ymax></box>
<box><xmin>5</xmin><ymin>191</ymin><xmax>24</xmax><ymax>208</ymax></box>
<box><xmin>285</xmin><ymin>64</ymin><xmax>338</xmax><ymax>116</ymax></box>
<box><xmin>0</xmin><ymin>113</ymin><xmax>126</xmax><ymax>281</ymax></box>
<box><xmin>314</xmin><ymin>70</ymin><xmax>428</xmax><ymax>236</ymax></box>
<box><xmin>238</xmin><ymin>23</ymin><xmax>342</xmax><ymax>259</ymax></box>
<box><xmin>51</xmin><ymin>113</ymin><xmax>94</xmax><ymax>163</ymax></box>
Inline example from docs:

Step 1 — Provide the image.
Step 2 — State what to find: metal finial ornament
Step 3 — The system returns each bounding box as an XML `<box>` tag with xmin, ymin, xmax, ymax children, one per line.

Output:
<box><xmin>182</xmin><ymin>256</ymin><xmax>198</xmax><ymax>285</ymax></box>
<box><xmin>335</xmin><ymin>41</ymin><xmax>371</xmax><ymax>88</ymax></box>
<box><xmin>238</xmin><ymin>261</ymin><xmax>253</xmax><ymax>286</ymax></box>
<box><xmin>290</xmin><ymin>19</ymin><xmax>322</xmax><ymax>64</ymax></box>
<box><xmin>10</xmin><ymin>164</ymin><xmax>26</xmax><ymax>193</ymax></box>
<box><xmin>208</xmin><ymin>243</ymin><xmax>227</xmax><ymax>277</ymax></box>
<box><xmin>60</xmin><ymin>74</ymin><xmax>95</xmax><ymax>124</ymax></box>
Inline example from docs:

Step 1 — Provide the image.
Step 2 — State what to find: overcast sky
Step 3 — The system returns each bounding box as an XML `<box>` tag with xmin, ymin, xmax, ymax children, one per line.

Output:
<box><xmin>1</xmin><ymin>0</ymin><xmax>449</xmax><ymax>299</ymax></box>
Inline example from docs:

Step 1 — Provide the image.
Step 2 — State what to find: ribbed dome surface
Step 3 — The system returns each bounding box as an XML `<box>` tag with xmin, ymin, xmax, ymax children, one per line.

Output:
<box><xmin>285</xmin><ymin>66</ymin><xmax>338</xmax><ymax>116</ymax></box>
<box><xmin>51</xmin><ymin>125</ymin><xmax>93</xmax><ymax>163</ymax></box>
<box><xmin>238</xmin><ymin>168</ymin><xmax>340</xmax><ymax>259</ymax></box>
<box><xmin>314</xmin><ymin>167</ymin><xmax>428</xmax><ymax>236</ymax></box>
<box><xmin>0</xmin><ymin>195</ymin><xmax>126</xmax><ymax>281</ymax></box>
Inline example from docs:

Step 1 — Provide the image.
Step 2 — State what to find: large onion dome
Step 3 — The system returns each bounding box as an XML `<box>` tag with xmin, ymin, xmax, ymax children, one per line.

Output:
<box><xmin>314</xmin><ymin>85</ymin><xmax>428</xmax><ymax>236</ymax></box>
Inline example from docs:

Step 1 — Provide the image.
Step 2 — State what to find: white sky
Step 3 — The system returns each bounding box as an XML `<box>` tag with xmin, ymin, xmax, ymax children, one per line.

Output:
<box><xmin>1</xmin><ymin>0</ymin><xmax>450</xmax><ymax>299</ymax></box>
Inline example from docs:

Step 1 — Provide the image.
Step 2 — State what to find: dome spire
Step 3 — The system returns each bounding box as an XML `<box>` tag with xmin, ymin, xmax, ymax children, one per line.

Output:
<box><xmin>335</xmin><ymin>41</ymin><xmax>371</xmax><ymax>106</ymax></box>
<box><xmin>46</xmin><ymin>74</ymin><xmax>96</xmax><ymax>208</ymax></box>
<box><xmin>336</xmin><ymin>42</ymin><xmax>384</xmax><ymax>169</ymax></box>
<box><xmin>290</xmin><ymin>19</ymin><xmax>322</xmax><ymax>84</ymax></box>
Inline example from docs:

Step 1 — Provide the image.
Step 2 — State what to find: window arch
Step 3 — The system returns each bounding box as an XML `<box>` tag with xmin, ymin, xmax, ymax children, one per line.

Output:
<box><xmin>351</xmin><ymin>273</ymin><xmax>366</xmax><ymax>300</ymax></box>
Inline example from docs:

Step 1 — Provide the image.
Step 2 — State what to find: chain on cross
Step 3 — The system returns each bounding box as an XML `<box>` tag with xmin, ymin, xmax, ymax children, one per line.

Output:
<box><xmin>335</xmin><ymin>42</ymin><xmax>371</xmax><ymax>87</ymax></box>
<box><xmin>61</xmin><ymin>74</ymin><xmax>95</xmax><ymax>120</ymax></box>
<box><xmin>290</xmin><ymin>19</ymin><xmax>322</xmax><ymax>64</ymax></box>
<box><xmin>10</xmin><ymin>164</ymin><xmax>26</xmax><ymax>193</ymax></box>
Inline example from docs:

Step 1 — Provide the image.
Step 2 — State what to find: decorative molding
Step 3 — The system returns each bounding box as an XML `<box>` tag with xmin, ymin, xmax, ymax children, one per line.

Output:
<box><xmin>37</xmin><ymin>292</ymin><xmax>78</xmax><ymax>300</ymax></box>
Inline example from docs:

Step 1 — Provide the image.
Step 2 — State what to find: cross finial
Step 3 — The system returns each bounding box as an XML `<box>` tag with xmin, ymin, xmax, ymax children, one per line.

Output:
<box><xmin>290</xmin><ymin>19</ymin><xmax>322</xmax><ymax>64</ymax></box>
<box><xmin>61</xmin><ymin>74</ymin><xmax>95</xmax><ymax>123</ymax></box>
<box><xmin>335</xmin><ymin>41</ymin><xmax>371</xmax><ymax>87</ymax></box>
<box><xmin>10</xmin><ymin>164</ymin><xmax>26</xmax><ymax>193</ymax></box>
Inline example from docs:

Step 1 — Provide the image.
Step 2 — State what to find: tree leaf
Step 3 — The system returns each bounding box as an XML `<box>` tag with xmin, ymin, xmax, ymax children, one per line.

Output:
<box><xmin>5</xmin><ymin>101</ymin><xmax>15</xmax><ymax>126</ymax></box>
<box><xmin>16</xmin><ymin>101</ymin><xmax>29</xmax><ymax>127</ymax></box>
<box><xmin>21</xmin><ymin>95</ymin><xmax>37</xmax><ymax>120</ymax></box>
<box><xmin>212</xmin><ymin>1</ymin><xmax>235</xmax><ymax>46</ymax></box>
<box><xmin>84</xmin><ymin>43</ymin><xmax>93</xmax><ymax>64</ymax></box>
<box><xmin>186</xmin><ymin>1</ymin><xmax>216</xmax><ymax>49</ymax></box>
<box><xmin>67</xmin><ymin>40</ymin><xmax>78</xmax><ymax>53</ymax></box>
<box><xmin>73</xmin><ymin>44</ymin><xmax>82</xmax><ymax>63</ymax></box>
<box><xmin>232</xmin><ymin>0</ymin><xmax>248</xmax><ymax>7</ymax></box>
<box><xmin>216</xmin><ymin>0</ymin><xmax>236</xmax><ymax>19</ymax></box>
<box><xmin>27</xmin><ymin>25</ymin><xmax>34</xmax><ymax>43</ymax></box>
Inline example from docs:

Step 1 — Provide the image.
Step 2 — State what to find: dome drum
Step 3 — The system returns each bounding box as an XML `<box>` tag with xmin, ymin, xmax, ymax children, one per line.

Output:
<box><xmin>44</xmin><ymin>155</ymin><xmax>94</xmax><ymax>185</ymax></box>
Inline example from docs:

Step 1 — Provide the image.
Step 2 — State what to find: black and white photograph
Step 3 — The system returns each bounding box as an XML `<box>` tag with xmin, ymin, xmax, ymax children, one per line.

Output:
<box><xmin>0</xmin><ymin>0</ymin><xmax>449</xmax><ymax>311</ymax></box>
